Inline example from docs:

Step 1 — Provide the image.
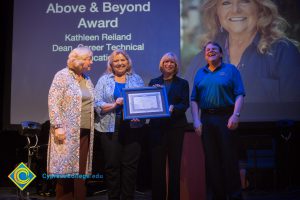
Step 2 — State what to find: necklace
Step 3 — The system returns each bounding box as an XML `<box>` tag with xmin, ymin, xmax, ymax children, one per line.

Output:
<box><xmin>114</xmin><ymin>75</ymin><xmax>126</xmax><ymax>83</ymax></box>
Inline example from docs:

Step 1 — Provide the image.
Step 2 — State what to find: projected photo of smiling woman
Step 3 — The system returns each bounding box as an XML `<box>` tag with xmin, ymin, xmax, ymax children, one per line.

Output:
<box><xmin>184</xmin><ymin>0</ymin><xmax>300</xmax><ymax>121</ymax></box>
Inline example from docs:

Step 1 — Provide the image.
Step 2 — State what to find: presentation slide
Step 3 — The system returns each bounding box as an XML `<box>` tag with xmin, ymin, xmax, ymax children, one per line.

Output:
<box><xmin>181</xmin><ymin>0</ymin><xmax>300</xmax><ymax>122</ymax></box>
<box><xmin>10</xmin><ymin>0</ymin><xmax>300</xmax><ymax>125</ymax></box>
<box><xmin>11</xmin><ymin>0</ymin><xmax>180</xmax><ymax>124</ymax></box>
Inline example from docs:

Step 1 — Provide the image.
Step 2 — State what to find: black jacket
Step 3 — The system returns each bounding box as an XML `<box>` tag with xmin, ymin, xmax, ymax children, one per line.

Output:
<box><xmin>148</xmin><ymin>75</ymin><xmax>189</xmax><ymax>128</ymax></box>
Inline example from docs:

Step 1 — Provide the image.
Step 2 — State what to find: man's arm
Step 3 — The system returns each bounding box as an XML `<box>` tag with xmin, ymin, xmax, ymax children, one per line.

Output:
<box><xmin>191</xmin><ymin>101</ymin><xmax>202</xmax><ymax>136</ymax></box>
<box><xmin>227</xmin><ymin>95</ymin><xmax>244</xmax><ymax>130</ymax></box>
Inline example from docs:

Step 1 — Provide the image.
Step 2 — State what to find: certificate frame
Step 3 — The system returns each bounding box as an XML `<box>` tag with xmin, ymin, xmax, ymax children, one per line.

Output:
<box><xmin>122</xmin><ymin>87</ymin><xmax>170</xmax><ymax>120</ymax></box>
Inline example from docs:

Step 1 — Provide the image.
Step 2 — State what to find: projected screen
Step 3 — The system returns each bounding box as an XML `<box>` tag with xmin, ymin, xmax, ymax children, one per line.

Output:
<box><xmin>10</xmin><ymin>0</ymin><xmax>300</xmax><ymax>124</ymax></box>
<box><xmin>181</xmin><ymin>0</ymin><xmax>300</xmax><ymax>122</ymax></box>
<box><xmin>11</xmin><ymin>0</ymin><xmax>180</xmax><ymax>124</ymax></box>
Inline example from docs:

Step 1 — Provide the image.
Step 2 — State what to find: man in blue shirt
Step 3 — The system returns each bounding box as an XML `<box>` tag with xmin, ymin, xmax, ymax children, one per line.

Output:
<box><xmin>185</xmin><ymin>32</ymin><xmax>300</xmax><ymax>121</ymax></box>
<box><xmin>191</xmin><ymin>41</ymin><xmax>245</xmax><ymax>200</ymax></box>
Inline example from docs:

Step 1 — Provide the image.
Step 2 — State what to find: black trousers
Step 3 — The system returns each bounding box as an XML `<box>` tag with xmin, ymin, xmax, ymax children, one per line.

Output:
<box><xmin>100</xmin><ymin>117</ymin><xmax>142</xmax><ymax>200</ymax></box>
<box><xmin>150</xmin><ymin>126</ymin><xmax>185</xmax><ymax>200</ymax></box>
<box><xmin>202</xmin><ymin>113</ymin><xmax>242</xmax><ymax>200</ymax></box>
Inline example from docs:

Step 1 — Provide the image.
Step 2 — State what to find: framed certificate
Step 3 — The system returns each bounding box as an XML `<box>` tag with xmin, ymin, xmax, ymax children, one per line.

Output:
<box><xmin>122</xmin><ymin>87</ymin><xmax>170</xmax><ymax>120</ymax></box>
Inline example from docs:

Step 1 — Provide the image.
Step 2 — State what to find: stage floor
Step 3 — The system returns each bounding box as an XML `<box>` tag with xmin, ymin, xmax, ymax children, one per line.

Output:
<box><xmin>1</xmin><ymin>187</ymin><xmax>300</xmax><ymax>200</ymax></box>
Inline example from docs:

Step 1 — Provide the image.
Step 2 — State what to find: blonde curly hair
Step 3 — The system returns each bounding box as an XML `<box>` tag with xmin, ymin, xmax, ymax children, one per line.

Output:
<box><xmin>67</xmin><ymin>44</ymin><xmax>93</xmax><ymax>70</ymax></box>
<box><xmin>199</xmin><ymin>0</ymin><xmax>298</xmax><ymax>54</ymax></box>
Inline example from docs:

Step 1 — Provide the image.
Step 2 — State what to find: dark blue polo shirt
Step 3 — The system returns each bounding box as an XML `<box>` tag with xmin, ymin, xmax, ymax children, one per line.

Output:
<box><xmin>191</xmin><ymin>63</ymin><xmax>245</xmax><ymax>109</ymax></box>
<box><xmin>185</xmin><ymin>33</ymin><xmax>300</xmax><ymax>103</ymax></box>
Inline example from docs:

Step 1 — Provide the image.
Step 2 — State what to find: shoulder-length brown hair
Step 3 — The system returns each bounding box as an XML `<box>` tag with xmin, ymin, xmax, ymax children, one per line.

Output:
<box><xmin>106</xmin><ymin>49</ymin><xmax>133</xmax><ymax>74</ymax></box>
<box><xmin>199</xmin><ymin>0</ymin><xmax>298</xmax><ymax>54</ymax></box>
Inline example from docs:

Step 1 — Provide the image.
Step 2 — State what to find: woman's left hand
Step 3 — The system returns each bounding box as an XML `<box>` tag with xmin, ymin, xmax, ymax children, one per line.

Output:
<box><xmin>130</xmin><ymin>118</ymin><xmax>142</xmax><ymax>128</ymax></box>
<box><xmin>54</xmin><ymin>128</ymin><xmax>66</xmax><ymax>144</ymax></box>
<box><xmin>115</xmin><ymin>97</ymin><xmax>124</xmax><ymax>105</ymax></box>
<box><xmin>169</xmin><ymin>105</ymin><xmax>174</xmax><ymax>113</ymax></box>
<box><xmin>131</xmin><ymin>118</ymin><xmax>140</xmax><ymax>123</ymax></box>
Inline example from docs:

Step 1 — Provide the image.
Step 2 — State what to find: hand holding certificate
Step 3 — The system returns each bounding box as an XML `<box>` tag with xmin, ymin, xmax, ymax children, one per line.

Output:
<box><xmin>122</xmin><ymin>87</ymin><xmax>170</xmax><ymax>120</ymax></box>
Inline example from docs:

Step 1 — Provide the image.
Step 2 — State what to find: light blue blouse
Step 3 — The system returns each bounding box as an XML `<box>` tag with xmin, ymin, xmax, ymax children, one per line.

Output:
<box><xmin>94</xmin><ymin>72</ymin><xmax>145</xmax><ymax>132</ymax></box>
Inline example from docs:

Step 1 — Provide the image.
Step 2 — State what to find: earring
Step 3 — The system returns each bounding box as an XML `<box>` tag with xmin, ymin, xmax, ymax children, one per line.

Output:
<box><xmin>220</xmin><ymin>25</ymin><xmax>224</xmax><ymax>33</ymax></box>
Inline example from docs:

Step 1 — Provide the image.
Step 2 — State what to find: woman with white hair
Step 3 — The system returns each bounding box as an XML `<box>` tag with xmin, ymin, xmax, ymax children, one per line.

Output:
<box><xmin>48</xmin><ymin>44</ymin><xmax>95</xmax><ymax>200</ymax></box>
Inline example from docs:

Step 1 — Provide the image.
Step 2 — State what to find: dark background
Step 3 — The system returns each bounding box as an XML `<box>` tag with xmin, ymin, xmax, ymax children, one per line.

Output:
<box><xmin>1</xmin><ymin>0</ymin><xmax>300</xmax><ymax>192</ymax></box>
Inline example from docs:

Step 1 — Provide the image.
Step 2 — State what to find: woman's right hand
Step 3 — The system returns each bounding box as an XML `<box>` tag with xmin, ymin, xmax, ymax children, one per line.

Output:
<box><xmin>54</xmin><ymin>128</ymin><xmax>66</xmax><ymax>144</ymax></box>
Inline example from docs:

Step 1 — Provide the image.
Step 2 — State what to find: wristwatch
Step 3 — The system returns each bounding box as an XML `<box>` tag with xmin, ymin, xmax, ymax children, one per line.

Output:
<box><xmin>235</xmin><ymin>113</ymin><xmax>240</xmax><ymax>117</ymax></box>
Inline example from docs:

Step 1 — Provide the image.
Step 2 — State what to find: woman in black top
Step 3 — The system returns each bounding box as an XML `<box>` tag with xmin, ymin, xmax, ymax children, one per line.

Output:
<box><xmin>148</xmin><ymin>52</ymin><xmax>189</xmax><ymax>200</ymax></box>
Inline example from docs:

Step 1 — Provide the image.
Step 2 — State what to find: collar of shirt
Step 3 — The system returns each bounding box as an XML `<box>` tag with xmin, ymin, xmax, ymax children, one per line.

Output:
<box><xmin>203</xmin><ymin>63</ymin><xmax>224</xmax><ymax>73</ymax></box>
